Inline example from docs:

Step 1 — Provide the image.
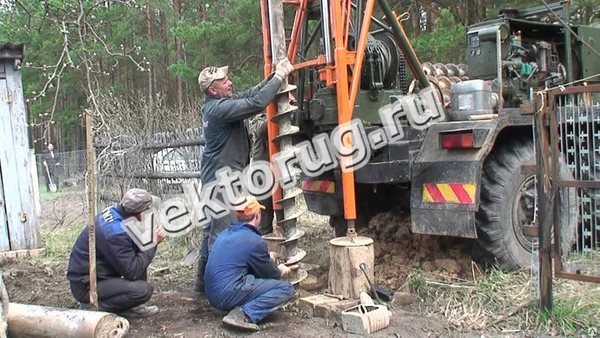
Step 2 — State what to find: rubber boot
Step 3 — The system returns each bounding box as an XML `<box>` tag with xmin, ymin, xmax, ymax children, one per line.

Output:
<box><xmin>192</xmin><ymin>259</ymin><xmax>207</xmax><ymax>294</ymax></box>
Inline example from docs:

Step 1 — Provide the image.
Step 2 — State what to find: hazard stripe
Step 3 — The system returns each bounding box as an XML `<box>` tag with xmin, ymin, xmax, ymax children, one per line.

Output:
<box><xmin>320</xmin><ymin>181</ymin><xmax>331</xmax><ymax>193</ymax></box>
<box><xmin>423</xmin><ymin>183</ymin><xmax>476</xmax><ymax>204</ymax></box>
<box><xmin>424</xmin><ymin>183</ymin><xmax>445</xmax><ymax>203</ymax></box>
<box><xmin>437</xmin><ymin>184</ymin><xmax>460</xmax><ymax>203</ymax></box>
<box><xmin>302</xmin><ymin>180</ymin><xmax>335</xmax><ymax>194</ymax></box>
<box><xmin>423</xmin><ymin>186</ymin><xmax>434</xmax><ymax>202</ymax></box>
<box><xmin>449</xmin><ymin>183</ymin><xmax>473</xmax><ymax>204</ymax></box>
<box><xmin>463</xmin><ymin>184</ymin><xmax>476</xmax><ymax>201</ymax></box>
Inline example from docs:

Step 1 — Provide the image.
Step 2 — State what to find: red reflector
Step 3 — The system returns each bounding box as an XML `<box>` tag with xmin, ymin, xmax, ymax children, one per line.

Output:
<box><xmin>440</xmin><ymin>132</ymin><xmax>474</xmax><ymax>149</ymax></box>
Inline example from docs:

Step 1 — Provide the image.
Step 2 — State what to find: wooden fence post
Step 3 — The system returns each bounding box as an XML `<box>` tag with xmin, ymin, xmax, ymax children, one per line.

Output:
<box><xmin>535</xmin><ymin>103</ymin><xmax>552</xmax><ymax>311</ymax></box>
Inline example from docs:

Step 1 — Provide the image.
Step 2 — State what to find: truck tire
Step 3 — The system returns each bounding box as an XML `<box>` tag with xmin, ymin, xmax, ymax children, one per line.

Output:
<box><xmin>474</xmin><ymin>136</ymin><xmax>577</xmax><ymax>270</ymax></box>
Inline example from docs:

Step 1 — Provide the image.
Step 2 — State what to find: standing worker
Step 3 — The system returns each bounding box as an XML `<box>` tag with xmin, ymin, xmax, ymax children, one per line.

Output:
<box><xmin>193</xmin><ymin>58</ymin><xmax>295</xmax><ymax>294</ymax></box>
<box><xmin>41</xmin><ymin>143</ymin><xmax>61</xmax><ymax>192</ymax></box>
<box><xmin>204</xmin><ymin>196</ymin><xmax>297</xmax><ymax>331</ymax></box>
<box><xmin>249</xmin><ymin>114</ymin><xmax>275</xmax><ymax>235</ymax></box>
<box><xmin>66</xmin><ymin>188</ymin><xmax>167</xmax><ymax>319</ymax></box>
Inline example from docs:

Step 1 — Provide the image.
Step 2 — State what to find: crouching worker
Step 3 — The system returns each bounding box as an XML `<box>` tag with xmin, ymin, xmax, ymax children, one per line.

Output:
<box><xmin>205</xmin><ymin>196</ymin><xmax>297</xmax><ymax>331</ymax></box>
<box><xmin>66</xmin><ymin>188</ymin><xmax>167</xmax><ymax>319</ymax></box>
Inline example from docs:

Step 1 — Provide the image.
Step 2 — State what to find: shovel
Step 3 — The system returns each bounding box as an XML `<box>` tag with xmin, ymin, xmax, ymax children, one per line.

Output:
<box><xmin>44</xmin><ymin>163</ymin><xmax>57</xmax><ymax>193</ymax></box>
<box><xmin>359</xmin><ymin>263</ymin><xmax>395</xmax><ymax>304</ymax></box>
<box><xmin>359</xmin><ymin>263</ymin><xmax>382</xmax><ymax>304</ymax></box>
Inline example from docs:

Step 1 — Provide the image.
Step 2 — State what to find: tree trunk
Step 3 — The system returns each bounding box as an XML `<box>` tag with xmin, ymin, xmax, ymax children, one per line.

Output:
<box><xmin>174</xmin><ymin>0</ymin><xmax>184</xmax><ymax>112</ymax></box>
<box><xmin>411</xmin><ymin>0</ymin><xmax>420</xmax><ymax>37</ymax></box>
<box><xmin>146</xmin><ymin>4</ymin><xmax>155</xmax><ymax>106</ymax></box>
<box><xmin>160</xmin><ymin>10</ymin><xmax>171</xmax><ymax>104</ymax></box>
<box><xmin>328</xmin><ymin>236</ymin><xmax>375</xmax><ymax>300</ymax></box>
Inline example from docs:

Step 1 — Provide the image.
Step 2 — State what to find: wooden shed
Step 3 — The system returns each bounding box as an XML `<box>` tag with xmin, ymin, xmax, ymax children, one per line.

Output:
<box><xmin>0</xmin><ymin>43</ymin><xmax>41</xmax><ymax>255</ymax></box>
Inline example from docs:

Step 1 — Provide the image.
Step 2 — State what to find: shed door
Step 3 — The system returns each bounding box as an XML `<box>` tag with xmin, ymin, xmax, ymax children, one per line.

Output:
<box><xmin>0</xmin><ymin>61</ymin><xmax>38</xmax><ymax>251</ymax></box>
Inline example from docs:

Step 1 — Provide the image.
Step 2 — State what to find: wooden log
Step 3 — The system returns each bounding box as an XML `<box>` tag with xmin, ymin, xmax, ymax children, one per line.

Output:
<box><xmin>328</xmin><ymin>236</ymin><xmax>375</xmax><ymax>300</ymax></box>
<box><xmin>0</xmin><ymin>248</ymin><xmax>46</xmax><ymax>260</ymax></box>
<box><xmin>0</xmin><ymin>272</ymin><xmax>9</xmax><ymax>338</ymax></box>
<box><xmin>7</xmin><ymin>303</ymin><xmax>129</xmax><ymax>338</ymax></box>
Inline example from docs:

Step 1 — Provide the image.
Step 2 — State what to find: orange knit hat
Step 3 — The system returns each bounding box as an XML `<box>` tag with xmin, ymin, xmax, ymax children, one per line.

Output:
<box><xmin>233</xmin><ymin>196</ymin><xmax>265</xmax><ymax>218</ymax></box>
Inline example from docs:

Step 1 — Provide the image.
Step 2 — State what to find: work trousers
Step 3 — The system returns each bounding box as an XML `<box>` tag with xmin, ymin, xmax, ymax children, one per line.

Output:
<box><xmin>257</xmin><ymin>195</ymin><xmax>274</xmax><ymax>235</ymax></box>
<box><xmin>209</xmin><ymin>276</ymin><xmax>295</xmax><ymax>323</ymax></box>
<box><xmin>197</xmin><ymin>192</ymin><xmax>236</xmax><ymax>278</ymax></box>
<box><xmin>70</xmin><ymin>277</ymin><xmax>153</xmax><ymax>313</ymax></box>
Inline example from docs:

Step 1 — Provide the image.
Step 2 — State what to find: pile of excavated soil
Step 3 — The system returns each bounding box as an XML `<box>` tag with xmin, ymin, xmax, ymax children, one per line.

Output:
<box><xmin>364</xmin><ymin>209</ymin><xmax>476</xmax><ymax>290</ymax></box>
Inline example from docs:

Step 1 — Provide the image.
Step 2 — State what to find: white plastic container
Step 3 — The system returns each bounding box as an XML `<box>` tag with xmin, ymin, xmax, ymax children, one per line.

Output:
<box><xmin>450</xmin><ymin>79</ymin><xmax>494</xmax><ymax>120</ymax></box>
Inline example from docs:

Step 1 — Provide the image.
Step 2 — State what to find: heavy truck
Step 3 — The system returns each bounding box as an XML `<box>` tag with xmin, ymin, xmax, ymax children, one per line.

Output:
<box><xmin>260</xmin><ymin>0</ymin><xmax>600</xmax><ymax>274</ymax></box>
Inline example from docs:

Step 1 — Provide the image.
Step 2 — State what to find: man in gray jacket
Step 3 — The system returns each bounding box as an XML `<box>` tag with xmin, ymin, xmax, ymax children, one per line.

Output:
<box><xmin>249</xmin><ymin>114</ymin><xmax>274</xmax><ymax>235</ymax></box>
<box><xmin>193</xmin><ymin>58</ymin><xmax>295</xmax><ymax>293</ymax></box>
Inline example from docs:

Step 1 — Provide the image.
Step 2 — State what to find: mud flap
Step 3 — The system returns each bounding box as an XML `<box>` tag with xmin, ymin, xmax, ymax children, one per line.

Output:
<box><xmin>410</xmin><ymin>120</ymin><xmax>499</xmax><ymax>238</ymax></box>
<box><xmin>411</xmin><ymin>209</ymin><xmax>477</xmax><ymax>238</ymax></box>
<box><xmin>301</xmin><ymin>172</ymin><xmax>344</xmax><ymax>216</ymax></box>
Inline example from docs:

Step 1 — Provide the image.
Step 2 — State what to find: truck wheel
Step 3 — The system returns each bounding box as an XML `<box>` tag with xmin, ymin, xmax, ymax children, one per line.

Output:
<box><xmin>474</xmin><ymin>137</ymin><xmax>577</xmax><ymax>270</ymax></box>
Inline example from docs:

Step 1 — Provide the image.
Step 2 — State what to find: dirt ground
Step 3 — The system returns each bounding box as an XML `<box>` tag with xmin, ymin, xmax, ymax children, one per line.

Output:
<box><xmin>0</xmin><ymin>191</ymin><xmax>478</xmax><ymax>337</ymax></box>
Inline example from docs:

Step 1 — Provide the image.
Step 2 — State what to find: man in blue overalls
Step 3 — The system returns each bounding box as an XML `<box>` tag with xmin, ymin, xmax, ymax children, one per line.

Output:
<box><xmin>67</xmin><ymin>188</ymin><xmax>167</xmax><ymax>319</ymax></box>
<box><xmin>204</xmin><ymin>196</ymin><xmax>297</xmax><ymax>331</ymax></box>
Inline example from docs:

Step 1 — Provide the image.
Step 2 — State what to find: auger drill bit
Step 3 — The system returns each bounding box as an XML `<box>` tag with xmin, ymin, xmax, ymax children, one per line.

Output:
<box><xmin>267</xmin><ymin>0</ymin><xmax>307</xmax><ymax>285</ymax></box>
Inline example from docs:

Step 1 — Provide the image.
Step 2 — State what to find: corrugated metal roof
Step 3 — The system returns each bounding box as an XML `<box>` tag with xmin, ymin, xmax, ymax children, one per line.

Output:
<box><xmin>0</xmin><ymin>43</ymin><xmax>25</xmax><ymax>61</ymax></box>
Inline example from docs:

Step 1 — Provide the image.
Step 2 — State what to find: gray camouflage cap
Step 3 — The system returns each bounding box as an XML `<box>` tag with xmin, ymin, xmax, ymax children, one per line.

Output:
<box><xmin>120</xmin><ymin>188</ymin><xmax>157</xmax><ymax>214</ymax></box>
<box><xmin>198</xmin><ymin>66</ymin><xmax>228</xmax><ymax>92</ymax></box>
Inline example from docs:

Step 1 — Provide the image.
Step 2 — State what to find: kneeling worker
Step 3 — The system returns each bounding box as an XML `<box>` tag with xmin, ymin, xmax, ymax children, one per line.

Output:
<box><xmin>67</xmin><ymin>188</ymin><xmax>166</xmax><ymax>319</ymax></box>
<box><xmin>205</xmin><ymin>196</ymin><xmax>297</xmax><ymax>331</ymax></box>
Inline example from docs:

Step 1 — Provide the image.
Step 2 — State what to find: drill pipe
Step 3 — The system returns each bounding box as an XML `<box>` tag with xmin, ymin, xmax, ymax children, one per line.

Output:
<box><xmin>267</xmin><ymin>0</ymin><xmax>307</xmax><ymax>284</ymax></box>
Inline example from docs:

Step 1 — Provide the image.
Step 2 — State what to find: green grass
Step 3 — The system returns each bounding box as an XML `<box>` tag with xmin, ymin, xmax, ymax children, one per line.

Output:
<box><xmin>408</xmin><ymin>269</ymin><xmax>425</xmax><ymax>293</ymax></box>
<box><xmin>152</xmin><ymin>236</ymin><xmax>190</xmax><ymax>270</ymax></box>
<box><xmin>38</xmin><ymin>212</ymin><xmax>192</xmax><ymax>267</ymax></box>
<box><xmin>39</xmin><ymin>224</ymin><xmax>83</xmax><ymax>260</ymax></box>
<box><xmin>408</xmin><ymin>267</ymin><xmax>600</xmax><ymax>336</ymax></box>
<box><xmin>540</xmin><ymin>299</ymin><xmax>599</xmax><ymax>334</ymax></box>
<box><xmin>38</xmin><ymin>183</ymin><xmax>85</xmax><ymax>202</ymax></box>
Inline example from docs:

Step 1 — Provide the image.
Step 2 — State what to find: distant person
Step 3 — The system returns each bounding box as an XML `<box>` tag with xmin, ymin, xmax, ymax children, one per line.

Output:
<box><xmin>193</xmin><ymin>57</ymin><xmax>295</xmax><ymax>294</ymax></box>
<box><xmin>66</xmin><ymin>188</ymin><xmax>166</xmax><ymax>319</ymax></box>
<box><xmin>41</xmin><ymin>143</ymin><xmax>60</xmax><ymax>192</ymax></box>
<box><xmin>204</xmin><ymin>196</ymin><xmax>297</xmax><ymax>331</ymax></box>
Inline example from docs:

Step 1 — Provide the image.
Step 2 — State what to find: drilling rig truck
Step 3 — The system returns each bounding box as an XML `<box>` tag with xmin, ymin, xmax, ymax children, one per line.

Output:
<box><xmin>260</xmin><ymin>0</ymin><xmax>600</xmax><ymax>273</ymax></box>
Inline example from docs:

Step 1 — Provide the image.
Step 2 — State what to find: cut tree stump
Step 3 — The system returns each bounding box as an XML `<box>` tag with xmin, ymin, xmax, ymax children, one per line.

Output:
<box><xmin>7</xmin><ymin>303</ymin><xmax>129</xmax><ymax>338</ymax></box>
<box><xmin>328</xmin><ymin>236</ymin><xmax>375</xmax><ymax>300</ymax></box>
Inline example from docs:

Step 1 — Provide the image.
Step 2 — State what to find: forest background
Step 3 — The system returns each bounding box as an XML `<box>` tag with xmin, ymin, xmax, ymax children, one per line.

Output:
<box><xmin>0</xmin><ymin>0</ymin><xmax>598</xmax><ymax>151</ymax></box>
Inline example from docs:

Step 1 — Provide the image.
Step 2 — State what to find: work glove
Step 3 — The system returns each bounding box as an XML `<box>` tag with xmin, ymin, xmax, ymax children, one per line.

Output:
<box><xmin>278</xmin><ymin>263</ymin><xmax>292</xmax><ymax>277</ymax></box>
<box><xmin>269</xmin><ymin>251</ymin><xmax>284</xmax><ymax>264</ymax></box>
<box><xmin>274</xmin><ymin>58</ymin><xmax>295</xmax><ymax>81</ymax></box>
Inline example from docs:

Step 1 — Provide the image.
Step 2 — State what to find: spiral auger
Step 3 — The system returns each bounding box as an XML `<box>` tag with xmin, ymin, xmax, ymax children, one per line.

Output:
<box><xmin>271</xmin><ymin>85</ymin><xmax>307</xmax><ymax>282</ymax></box>
<box><xmin>421</xmin><ymin>61</ymin><xmax>469</xmax><ymax>107</ymax></box>
<box><xmin>265</xmin><ymin>0</ymin><xmax>307</xmax><ymax>285</ymax></box>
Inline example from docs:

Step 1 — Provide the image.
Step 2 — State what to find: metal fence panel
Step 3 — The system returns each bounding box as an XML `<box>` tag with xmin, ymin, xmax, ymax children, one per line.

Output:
<box><xmin>94</xmin><ymin>127</ymin><xmax>204</xmax><ymax>207</ymax></box>
<box><xmin>549</xmin><ymin>84</ymin><xmax>600</xmax><ymax>282</ymax></box>
<box><xmin>35</xmin><ymin>150</ymin><xmax>87</xmax><ymax>192</ymax></box>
